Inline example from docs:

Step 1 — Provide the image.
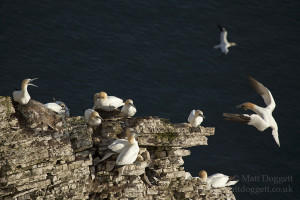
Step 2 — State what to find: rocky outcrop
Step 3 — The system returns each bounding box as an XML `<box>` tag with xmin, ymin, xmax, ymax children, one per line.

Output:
<box><xmin>0</xmin><ymin>96</ymin><xmax>236</xmax><ymax>200</ymax></box>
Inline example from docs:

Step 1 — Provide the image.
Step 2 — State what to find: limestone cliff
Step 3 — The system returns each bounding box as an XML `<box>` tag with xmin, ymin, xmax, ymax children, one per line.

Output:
<box><xmin>0</xmin><ymin>96</ymin><xmax>236</xmax><ymax>200</ymax></box>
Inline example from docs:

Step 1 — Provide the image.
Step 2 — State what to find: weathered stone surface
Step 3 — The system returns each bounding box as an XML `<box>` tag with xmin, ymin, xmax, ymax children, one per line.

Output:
<box><xmin>0</xmin><ymin>96</ymin><xmax>236</xmax><ymax>200</ymax></box>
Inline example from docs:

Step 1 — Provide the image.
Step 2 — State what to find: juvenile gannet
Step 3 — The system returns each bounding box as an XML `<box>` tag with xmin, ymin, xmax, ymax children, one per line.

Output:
<box><xmin>116</xmin><ymin>128</ymin><xmax>139</xmax><ymax>166</ymax></box>
<box><xmin>188</xmin><ymin>110</ymin><xmax>205</xmax><ymax>127</ymax></box>
<box><xmin>199</xmin><ymin>170</ymin><xmax>238</xmax><ymax>188</ymax></box>
<box><xmin>99</xmin><ymin>129</ymin><xmax>131</xmax><ymax>162</ymax></box>
<box><xmin>223</xmin><ymin>76</ymin><xmax>280</xmax><ymax>147</ymax></box>
<box><xmin>214</xmin><ymin>25</ymin><xmax>237</xmax><ymax>54</ymax></box>
<box><xmin>121</xmin><ymin>99</ymin><xmax>137</xmax><ymax>117</ymax></box>
<box><xmin>44</xmin><ymin>101</ymin><xmax>70</xmax><ymax>117</ymax></box>
<box><xmin>13</xmin><ymin>78</ymin><xmax>38</xmax><ymax>105</ymax></box>
<box><xmin>93</xmin><ymin>91</ymin><xmax>124</xmax><ymax>111</ymax></box>
<box><xmin>84</xmin><ymin>109</ymin><xmax>103</xmax><ymax>127</ymax></box>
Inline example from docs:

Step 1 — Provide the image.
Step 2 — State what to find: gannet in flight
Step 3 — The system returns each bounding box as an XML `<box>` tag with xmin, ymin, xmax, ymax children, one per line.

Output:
<box><xmin>188</xmin><ymin>110</ymin><xmax>205</xmax><ymax>127</ymax></box>
<box><xmin>13</xmin><ymin>78</ymin><xmax>38</xmax><ymax>105</ymax></box>
<box><xmin>214</xmin><ymin>25</ymin><xmax>237</xmax><ymax>54</ymax></box>
<box><xmin>84</xmin><ymin>109</ymin><xmax>103</xmax><ymax>127</ymax></box>
<box><xmin>44</xmin><ymin>101</ymin><xmax>70</xmax><ymax>117</ymax></box>
<box><xmin>223</xmin><ymin>76</ymin><xmax>280</xmax><ymax>147</ymax></box>
<box><xmin>199</xmin><ymin>170</ymin><xmax>238</xmax><ymax>188</ymax></box>
<box><xmin>99</xmin><ymin>129</ymin><xmax>131</xmax><ymax>162</ymax></box>
<box><xmin>116</xmin><ymin>128</ymin><xmax>139</xmax><ymax>166</ymax></box>
<box><xmin>93</xmin><ymin>91</ymin><xmax>124</xmax><ymax>111</ymax></box>
<box><xmin>121</xmin><ymin>99</ymin><xmax>137</xmax><ymax>117</ymax></box>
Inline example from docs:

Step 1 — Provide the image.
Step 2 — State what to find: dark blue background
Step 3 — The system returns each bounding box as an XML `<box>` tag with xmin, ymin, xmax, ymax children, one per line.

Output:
<box><xmin>1</xmin><ymin>1</ymin><xmax>299</xmax><ymax>199</ymax></box>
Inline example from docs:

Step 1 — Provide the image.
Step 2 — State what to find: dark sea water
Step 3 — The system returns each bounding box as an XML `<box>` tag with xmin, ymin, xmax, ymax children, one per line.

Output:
<box><xmin>1</xmin><ymin>1</ymin><xmax>299</xmax><ymax>199</ymax></box>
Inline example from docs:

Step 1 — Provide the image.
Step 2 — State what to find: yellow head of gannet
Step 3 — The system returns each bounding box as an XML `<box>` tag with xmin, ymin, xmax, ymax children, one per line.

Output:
<box><xmin>22</xmin><ymin>78</ymin><xmax>38</xmax><ymax>89</ymax></box>
<box><xmin>99</xmin><ymin>91</ymin><xmax>108</xmax><ymax>99</ymax></box>
<box><xmin>195</xmin><ymin>110</ymin><xmax>205</xmax><ymax>119</ymax></box>
<box><xmin>127</xmin><ymin>128</ymin><xmax>138</xmax><ymax>145</ymax></box>
<box><xmin>199</xmin><ymin>170</ymin><xmax>208</xmax><ymax>181</ymax></box>
<box><xmin>125</xmin><ymin>99</ymin><xmax>134</xmax><ymax>106</ymax></box>
<box><xmin>235</xmin><ymin>102</ymin><xmax>255</xmax><ymax>111</ymax></box>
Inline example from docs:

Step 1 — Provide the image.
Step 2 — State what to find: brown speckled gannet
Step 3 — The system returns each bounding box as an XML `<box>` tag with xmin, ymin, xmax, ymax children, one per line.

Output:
<box><xmin>13</xmin><ymin>78</ymin><xmax>38</xmax><ymax>105</ymax></box>
<box><xmin>223</xmin><ymin>76</ymin><xmax>280</xmax><ymax>147</ymax></box>
<box><xmin>214</xmin><ymin>25</ymin><xmax>237</xmax><ymax>55</ymax></box>
<box><xmin>199</xmin><ymin>170</ymin><xmax>239</xmax><ymax>189</ymax></box>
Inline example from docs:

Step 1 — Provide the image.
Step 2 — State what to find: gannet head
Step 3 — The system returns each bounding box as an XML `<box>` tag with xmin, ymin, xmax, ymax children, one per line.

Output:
<box><xmin>199</xmin><ymin>170</ymin><xmax>207</xmax><ymax>181</ymax></box>
<box><xmin>22</xmin><ymin>78</ymin><xmax>38</xmax><ymax>89</ymax></box>
<box><xmin>230</xmin><ymin>42</ymin><xmax>237</xmax><ymax>47</ymax></box>
<box><xmin>99</xmin><ymin>91</ymin><xmax>108</xmax><ymax>99</ymax></box>
<box><xmin>127</xmin><ymin>128</ymin><xmax>139</xmax><ymax>144</ymax></box>
<box><xmin>195</xmin><ymin>110</ymin><xmax>205</xmax><ymax>119</ymax></box>
<box><xmin>90</xmin><ymin>111</ymin><xmax>102</xmax><ymax>122</ymax></box>
<box><xmin>125</xmin><ymin>99</ymin><xmax>134</xmax><ymax>106</ymax></box>
<box><xmin>236</xmin><ymin>102</ymin><xmax>255</xmax><ymax>110</ymax></box>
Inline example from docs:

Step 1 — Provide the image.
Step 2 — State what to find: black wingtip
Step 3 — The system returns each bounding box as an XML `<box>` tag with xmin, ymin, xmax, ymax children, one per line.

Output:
<box><xmin>218</xmin><ymin>24</ymin><xmax>225</xmax><ymax>31</ymax></box>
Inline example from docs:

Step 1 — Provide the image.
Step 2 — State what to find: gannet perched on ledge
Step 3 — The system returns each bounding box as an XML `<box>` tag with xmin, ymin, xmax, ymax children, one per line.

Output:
<box><xmin>223</xmin><ymin>76</ymin><xmax>280</xmax><ymax>147</ymax></box>
<box><xmin>99</xmin><ymin>129</ymin><xmax>131</xmax><ymax>162</ymax></box>
<box><xmin>93</xmin><ymin>91</ymin><xmax>124</xmax><ymax>111</ymax></box>
<box><xmin>199</xmin><ymin>170</ymin><xmax>238</xmax><ymax>188</ymax></box>
<box><xmin>13</xmin><ymin>78</ymin><xmax>38</xmax><ymax>105</ymax></box>
<box><xmin>188</xmin><ymin>110</ymin><xmax>205</xmax><ymax>127</ymax></box>
<box><xmin>214</xmin><ymin>25</ymin><xmax>237</xmax><ymax>54</ymax></box>
<box><xmin>44</xmin><ymin>101</ymin><xmax>70</xmax><ymax>117</ymax></box>
<box><xmin>84</xmin><ymin>109</ymin><xmax>103</xmax><ymax>127</ymax></box>
<box><xmin>121</xmin><ymin>99</ymin><xmax>137</xmax><ymax>117</ymax></box>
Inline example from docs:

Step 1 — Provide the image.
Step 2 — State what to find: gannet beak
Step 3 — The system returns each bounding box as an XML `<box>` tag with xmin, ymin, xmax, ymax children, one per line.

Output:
<box><xmin>28</xmin><ymin>83</ymin><xmax>38</xmax><ymax>87</ymax></box>
<box><xmin>130</xmin><ymin>103</ymin><xmax>136</xmax><ymax>108</ymax></box>
<box><xmin>201</xmin><ymin>114</ymin><xmax>205</xmax><ymax>119</ymax></box>
<box><xmin>29</xmin><ymin>78</ymin><xmax>38</xmax><ymax>82</ymax></box>
<box><xmin>236</xmin><ymin>104</ymin><xmax>246</xmax><ymax>110</ymax></box>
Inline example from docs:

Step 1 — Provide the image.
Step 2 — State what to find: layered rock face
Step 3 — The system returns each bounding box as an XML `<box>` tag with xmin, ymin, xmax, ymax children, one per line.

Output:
<box><xmin>0</xmin><ymin>97</ymin><xmax>236</xmax><ymax>200</ymax></box>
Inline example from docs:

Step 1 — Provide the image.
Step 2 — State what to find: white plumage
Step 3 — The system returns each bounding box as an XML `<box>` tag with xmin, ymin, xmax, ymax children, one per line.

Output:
<box><xmin>93</xmin><ymin>91</ymin><xmax>124</xmax><ymax>111</ymax></box>
<box><xmin>121</xmin><ymin>99</ymin><xmax>137</xmax><ymax>117</ymax></box>
<box><xmin>84</xmin><ymin>109</ymin><xmax>102</xmax><ymax>127</ymax></box>
<box><xmin>214</xmin><ymin>25</ymin><xmax>237</xmax><ymax>54</ymax></box>
<box><xmin>223</xmin><ymin>76</ymin><xmax>280</xmax><ymax>147</ymax></box>
<box><xmin>44</xmin><ymin>101</ymin><xmax>70</xmax><ymax>117</ymax></box>
<box><xmin>199</xmin><ymin>170</ymin><xmax>238</xmax><ymax>188</ymax></box>
<box><xmin>188</xmin><ymin>110</ymin><xmax>204</xmax><ymax>127</ymax></box>
<box><xmin>13</xmin><ymin>78</ymin><xmax>38</xmax><ymax>105</ymax></box>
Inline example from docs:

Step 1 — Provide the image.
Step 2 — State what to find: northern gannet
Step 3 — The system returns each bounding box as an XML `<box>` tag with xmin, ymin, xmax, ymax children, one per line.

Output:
<box><xmin>121</xmin><ymin>99</ymin><xmax>137</xmax><ymax>117</ymax></box>
<box><xmin>13</xmin><ymin>78</ymin><xmax>38</xmax><ymax>105</ymax></box>
<box><xmin>44</xmin><ymin>101</ymin><xmax>70</xmax><ymax>117</ymax></box>
<box><xmin>93</xmin><ymin>91</ymin><xmax>124</xmax><ymax>111</ymax></box>
<box><xmin>116</xmin><ymin>128</ymin><xmax>139</xmax><ymax>166</ymax></box>
<box><xmin>199</xmin><ymin>170</ymin><xmax>238</xmax><ymax>188</ymax></box>
<box><xmin>188</xmin><ymin>110</ymin><xmax>205</xmax><ymax>127</ymax></box>
<box><xmin>223</xmin><ymin>76</ymin><xmax>280</xmax><ymax>147</ymax></box>
<box><xmin>99</xmin><ymin>129</ymin><xmax>131</xmax><ymax>162</ymax></box>
<box><xmin>84</xmin><ymin>109</ymin><xmax>103</xmax><ymax>127</ymax></box>
<box><xmin>214</xmin><ymin>25</ymin><xmax>237</xmax><ymax>54</ymax></box>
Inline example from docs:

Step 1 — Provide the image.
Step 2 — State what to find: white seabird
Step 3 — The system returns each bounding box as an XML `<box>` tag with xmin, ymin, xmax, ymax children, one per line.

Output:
<box><xmin>199</xmin><ymin>170</ymin><xmax>238</xmax><ymax>188</ymax></box>
<box><xmin>84</xmin><ymin>109</ymin><xmax>103</xmax><ymax>127</ymax></box>
<box><xmin>214</xmin><ymin>25</ymin><xmax>237</xmax><ymax>54</ymax></box>
<box><xmin>223</xmin><ymin>76</ymin><xmax>280</xmax><ymax>147</ymax></box>
<box><xmin>121</xmin><ymin>99</ymin><xmax>137</xmax><ymax>117</ymax></box>
<box><xmin>44</xmin><ymin>101</ymin><xmax>70</xmax><ymax>117</ymax></box>
<box><xmin>188</xmin><ymin>110</ymin><xmax>205</xmax><ymax>127</ymax></box>
<box><xmin>93</xmin><ymin>91</ymin><xmax>124</xmax><ymax>111</ymax></box>
<box><xmin>99</xmin><ymin>129</ymin><xmax>131</xmax><ymax>162</ymax></box>
<box><xmin>116</xmin><ymin>128</ymin><xmax>139</xmax><ymax>166</ymax></box>
<box><xmin>13</xmin><ymin>78</ymin><xmax>38</xmax><ymax>105</ymax></box>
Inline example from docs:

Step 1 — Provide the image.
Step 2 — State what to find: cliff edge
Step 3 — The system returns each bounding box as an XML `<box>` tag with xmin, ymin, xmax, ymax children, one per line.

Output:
<box><xmin>0</xmin><ymin>97</ymin><xmax>236</xmax><ymax>200</ymax></box>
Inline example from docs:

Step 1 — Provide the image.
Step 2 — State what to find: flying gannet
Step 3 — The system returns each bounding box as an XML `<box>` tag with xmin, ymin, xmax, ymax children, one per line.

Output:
<box><xmin>13</xmin><ymin>78</ymin><xmax>38</xmax><ymax>105</ymax></box>
<box><xmin>223</xmin><ymin>76</ymin><xmax>280</xmax><ymax>147</ymax></box>
<box><xmin>84</xmin><ymin>109</ymin><xmax>103</xmax><ymax>127</ymax></box>
<box><xmin>199</xmin><ymin>170</ymin><xmax>238</xmax><ymax>188</ymax></box>
<box><xmin>99</xmin><ymin>129</ymin><xmax>131</xmax><ymax>162</ymax></box>
<box><xmin>214</xmin><ymin>25</ymin><xmax>237</xmax><ymax>55</ymax></box>
<box><xmin>188</xmin><ymin>110</ymin><xmax>205</xmax><ymax>127</ymax></box>
<box><xmin>121</xmin><ymin>99</ymin><xmax>137</xmax><ymax>118</ymax></box>
<box><xmin>93</xmin><ymin>91</ymin><xmax>124</xmax><ymax>111</ymax></box>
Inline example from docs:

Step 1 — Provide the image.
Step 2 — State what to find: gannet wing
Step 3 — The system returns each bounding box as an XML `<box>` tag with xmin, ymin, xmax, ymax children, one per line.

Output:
<box><xmin>272</xmin><ymin>129</ymin><xmax>280</xmax><ymax>147</ymax></box>
<box><xmin>223</xmin><ymin>113</ymin><xmax>268</xmax><ymax>131</ymax></box>
<box><xmin>108</xmin><ymin>96</ymin><xmax>124</xmax><ymax>108</ymax></box>
<box><xmin>221</xmin><ymin>31</ymin><xmax>228</xmax><ymax>44</ymax></box>
<box><xmin>248</xmin><ymin>76</ymin><xmax>276</xmax><ymax>111</ymax></box>
<box><xmin>218</xmin><ymin>24</ymin><xmax>226</xmax><ymax>32</ymax></box>
<box><xmin>188</xmin><ymin>110</ymin><xmax>195</xmax><ymax>123</ymax></box>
